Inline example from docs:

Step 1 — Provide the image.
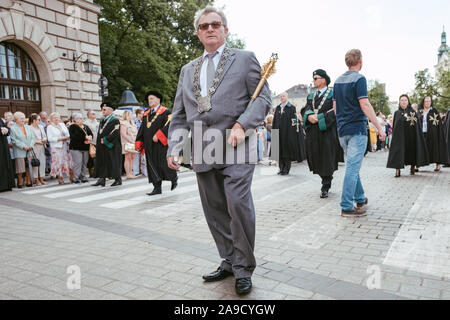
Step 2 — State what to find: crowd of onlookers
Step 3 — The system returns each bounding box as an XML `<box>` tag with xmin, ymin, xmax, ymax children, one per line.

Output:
<box><xmin>1</xmin><ymin>108</ymin><xmax>148</xmax><ymax>189</ymax></box>
<box><xmin>2</xmin><ymin>100</ymin><xmax>448</xmax><ymax>190</ymax></box>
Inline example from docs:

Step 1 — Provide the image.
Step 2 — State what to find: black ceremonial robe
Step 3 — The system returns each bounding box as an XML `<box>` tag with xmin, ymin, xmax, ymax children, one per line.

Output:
<box><xmin>302</xmin><ymin>89</ymin><xmax>342</xmax><ymax>177</ymax></box>
<box><xmin>419</xmin><ymin>108</ymin><xmax>450</xmax><ymax>165</ymax></box>
<box><xmin>443</xmin><ymin>109</ymin><xmax>450</xmax><ymax>164</ymax></box>
<box><xmin>135</xmin><ymin>106</ymin><xmax>177</xmax><ymax>185</ymax></box>
<box><xmin>94</xmin><ymin>114</ymin><xmax>122</xmax><ymax>179</ymax></box>
<box><xmin>0</xmin><ymin>118</ymin><xmax>15</xmax><ymax>192</ymax></box>
<box><xmin>272</xmin><ymin>102</ymin><xmax>306</xmax><ymax>162</ymax></box>
<box><xmin>296</xmin><ymin>115</ymin><xmax>307</xmax><ymax>163</ymax></box>
<box><xmin>387</xmin><ymin>106</ymin><xmax>429</xmax><ymax>169</ymax></box>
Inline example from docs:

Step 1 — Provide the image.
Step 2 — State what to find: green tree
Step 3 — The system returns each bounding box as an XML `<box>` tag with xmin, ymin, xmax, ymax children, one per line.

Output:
<box><xmin>410</xmin><ymin>66</ymin><xmax>450</xmax><ymax>112</ymax></box>
<box><xmin>435</xmin><ymin>63</ymin><xmax>450</xmax><ymax>111</ymax></box>
<box><xmin>94</xmin><ymin>0</ymin><xmax>245</xmax><ymax>109</ymax></box>
<box><xmin>368</xmin><ymin>80</ymin><xmax>390</xmax><ymax>116</ymax></box>
<box><xmin>410</xmin><ymin>68</ymin><xmax>437</xmax><ymax>105</ymax></box>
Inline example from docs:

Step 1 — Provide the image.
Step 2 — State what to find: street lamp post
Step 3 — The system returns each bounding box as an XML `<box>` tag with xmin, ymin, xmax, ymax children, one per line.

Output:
<box><xmin>98</xmin><ymin>75</ymin><xmax>108</xmax><ymax>102</ymax></box>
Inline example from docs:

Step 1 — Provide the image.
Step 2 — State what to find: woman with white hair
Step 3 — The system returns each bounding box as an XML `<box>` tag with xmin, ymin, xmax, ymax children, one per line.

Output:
<box><xmin>9</xmin><ymin>111</ymin><xmax>35</xmax><ymax>188</ymax></box>
<box><xmin>120</xmin><ymin>110</ymin><xmax>138</xmax><ymax>179</ymax></box>
<box><xmin>69</xmin><ymin>112</ymin><xmax>93</xmax><ymax>183</ymax></box>
<box><xmin>47</xmin><ymin>112</ymin><xmax>71</xmax><ymax>184</ymax></box>
<box><xmin>29</xmin><ymin>113</ymin><xmax>47</xmax><ymax>186</ymax></box>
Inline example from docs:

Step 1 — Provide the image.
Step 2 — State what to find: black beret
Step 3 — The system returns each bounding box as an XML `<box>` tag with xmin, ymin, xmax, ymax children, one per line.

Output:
<box><xmin>145</xmin><ymin>90</ymin><xmax>163</xmax><ymax>103</ymax></box>
<box><xmin>313</xmin><ymin>69</ymin><xmax>331</xmax><ymax>85</ymax></box>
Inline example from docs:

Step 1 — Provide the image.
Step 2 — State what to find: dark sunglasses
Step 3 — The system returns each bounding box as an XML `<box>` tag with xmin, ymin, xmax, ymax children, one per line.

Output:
<box><xmin>198</xmin><ymin>21</ymin><xmax>223</xmax><ymax>31</ymax></box>
<box><xmin>313</xmin><ymin>77</ymin><xmax>323</xmax><ymax>81</ymax></box>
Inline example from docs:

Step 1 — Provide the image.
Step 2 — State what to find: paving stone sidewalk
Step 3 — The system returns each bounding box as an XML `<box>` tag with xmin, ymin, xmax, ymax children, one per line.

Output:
<box><xmin>1</xmin><ymin>150</ymin><xmax>449</xmax><ymax>300</ymax></box>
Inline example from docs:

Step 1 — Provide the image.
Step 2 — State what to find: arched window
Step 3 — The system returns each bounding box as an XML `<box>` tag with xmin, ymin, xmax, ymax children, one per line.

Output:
<box><xmin>0</xmin><ymin>42</ymin><xmax>41</xmax><ymax>117</ymax></box>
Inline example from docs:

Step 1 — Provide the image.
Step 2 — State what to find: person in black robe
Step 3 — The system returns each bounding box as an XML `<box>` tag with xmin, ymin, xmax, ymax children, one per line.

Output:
<box><xmin>272</xmin><ymin>92</ymin><xmax>305</xmax><ymax>175</ymax></box>
<box><xmin>387</xmin><ymin>94</ymin><xmax>429</xmax><ymax>177</ymax></box>
<box><xmin>92</xmin><ymin>102</ymin><xmax>123</xmax><ymax>187</ymax></box>
<box><xmin>295</xmin><ymin>111</ymin><xmax>307</xmax><ymax>163</ymax></box>
<box><xmin>442</xmin><ymin>109</ymin><xmax>450</xmax><ymax>167</ymax></box>
<box><xmin>135</xmin><ymin>90</ymin><xmax>177</xmax><ymax>195</ymax></box>
<box><xmin>418</xmin><ymin>96</ymin><xmax>450</xmax><ymax>171</ymax></box>
<box><xmin>302</xmin><ymin>69</ymin><xmax>342</xmax><ymax>198</ymax></box>
<box><xmin>1</xmin><ymin>117</ymin><xmax>15</xmax><ymax>192</ymax></box>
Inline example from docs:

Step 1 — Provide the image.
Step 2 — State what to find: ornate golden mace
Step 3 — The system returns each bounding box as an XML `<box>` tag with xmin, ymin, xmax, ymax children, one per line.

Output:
<box><xmin>251</xmin><ymin>53</ymin><xmax>278</xmax><ymax>101</ymax></box>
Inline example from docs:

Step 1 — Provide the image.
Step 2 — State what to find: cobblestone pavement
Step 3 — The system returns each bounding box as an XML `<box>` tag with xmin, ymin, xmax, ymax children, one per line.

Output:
<box><xmin>1</xmin><ymin>150</ymin><xmax>449</xmax><ymax>300</ymax></box>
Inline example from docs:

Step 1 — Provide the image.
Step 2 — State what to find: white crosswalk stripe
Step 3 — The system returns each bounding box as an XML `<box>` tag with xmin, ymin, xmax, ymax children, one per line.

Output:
<box><xmin>69</xmin><ymin>175</ymin><xmax>198</xmax><ymax>203</ymax></box>
<box><xmin>101</xmin><ymin>184</ymin><xmax>200</xmax><ymax>209</ymax></box>
<box><xmin>44</xmin><ymin>179</ymin><xmax>145</xmax><ymax>199</ymax></box>
<box><xmin>140</xmin><ymin>174</ymin><xmax>294</xmax><ymax>216</ymax></box>
<box><xmin>14</xmin><ymin>169</ymin><xmax>309</xmax><ymax>213</ymax></box>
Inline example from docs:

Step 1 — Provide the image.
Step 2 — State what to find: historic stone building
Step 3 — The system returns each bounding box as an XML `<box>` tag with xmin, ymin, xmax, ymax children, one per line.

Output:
<box><xmin>272</xmin><ymin>84</ymin><xmax>311</xmax><ymax>112</ymax></box>
<box><xmin>0</xmin><ymin>0</ymin><xmax>102</xmax><ymax>118</ymax></box>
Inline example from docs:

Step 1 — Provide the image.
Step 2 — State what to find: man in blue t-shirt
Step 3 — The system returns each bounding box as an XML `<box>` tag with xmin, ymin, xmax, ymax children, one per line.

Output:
<box><xmin>333</xmin><ymin>49</ymin><xmax>386</xmax><ymax>217</ymax></box>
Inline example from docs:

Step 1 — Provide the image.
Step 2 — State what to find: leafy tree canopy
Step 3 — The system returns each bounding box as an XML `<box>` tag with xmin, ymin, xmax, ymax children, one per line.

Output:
<box><xmin>368</xmin><ymin>80</ymin><xmax>391</xmax><ymax>116</ymax></box>
<box><xmin>410</xmin><ymin>63</ymin><xmax>450</xmax><ymax>112</ymax></box>
<box><xmin>94</xmin><ymin>0</ymin><xmax>245</xmax><ymax>108</ymax></box>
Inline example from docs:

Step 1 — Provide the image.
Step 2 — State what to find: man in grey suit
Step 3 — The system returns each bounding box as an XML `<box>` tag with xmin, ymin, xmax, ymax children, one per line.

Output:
<box><xmin>167</xmin><ymin>6</ymin><xmax>271</xmax><ymax>295</ymax></box>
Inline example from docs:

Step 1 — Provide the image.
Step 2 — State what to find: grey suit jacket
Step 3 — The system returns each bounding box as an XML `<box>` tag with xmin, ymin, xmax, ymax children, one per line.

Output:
<box><xmin>168</xmin><ymin>48</ymin><xmax>272</xmax><ymax>173</ymax></box>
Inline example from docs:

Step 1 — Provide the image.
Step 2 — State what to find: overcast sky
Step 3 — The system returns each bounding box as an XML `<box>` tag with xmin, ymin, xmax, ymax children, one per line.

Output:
<box><xmin>215</xmin><ymin>0</ymin><xmax>449</xmax><ymax>101</ymax></box>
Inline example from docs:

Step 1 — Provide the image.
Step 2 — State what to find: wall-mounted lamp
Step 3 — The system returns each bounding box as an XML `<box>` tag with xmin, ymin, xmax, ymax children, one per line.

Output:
<box><xmin>73</xmin><ymin>52</ymin><xmax>94</xmax><ymax>73</ymax></box>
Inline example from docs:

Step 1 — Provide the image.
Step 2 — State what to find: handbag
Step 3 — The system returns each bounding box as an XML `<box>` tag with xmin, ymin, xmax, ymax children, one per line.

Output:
<box><xmin>39</xmin><ymin>126</ymin><xmax>51</xmax><ymax>157</ymax></box>
<box><xmin>28</xmin><ymin>149</ymin><xmax>40</xmax><ymax>167</ymax></box>
<box><xmin>44</xmin><ymin>145</ymin><xmax>51</xmax><ymax>157</ymax></box>
<box><xmin>124</xmin><ymin>142</ymin><xmax>136</xmax><ymax>153</ymax></box>
<box><xmin>89</xmin><ymin>144</ymin><xmax>96</xmax><ymax>158</ymax></box>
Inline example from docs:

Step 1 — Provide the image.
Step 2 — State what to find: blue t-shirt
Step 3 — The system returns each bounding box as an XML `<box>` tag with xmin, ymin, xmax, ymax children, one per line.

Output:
<box><xmin>333</xmin><ymin>71</ymin><xmax>368</xmax><ymax>137</ymax></box>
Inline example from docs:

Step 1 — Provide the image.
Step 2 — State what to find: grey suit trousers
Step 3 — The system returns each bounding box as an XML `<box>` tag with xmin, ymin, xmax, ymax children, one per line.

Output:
<box><xmin>196</xmin><ymin>164</ymin><xmax>256</xmax><ymax>279</ymax></box>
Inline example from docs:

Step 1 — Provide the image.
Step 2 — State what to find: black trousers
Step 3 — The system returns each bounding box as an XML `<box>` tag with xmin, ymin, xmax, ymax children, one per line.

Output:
<box><xmin>279</xmin><ymin>158</ymin><xmax>291</xmax><ymax>174</ymax></box>
<box><xmin>153</xmin><ymin>176</ymin><xmax>177</xmax><ymax>189</ymax></box>
<box><xmin>320</xmin><ymin>175</ymin><xmax>333</xmax><ymax>192</ymax></box>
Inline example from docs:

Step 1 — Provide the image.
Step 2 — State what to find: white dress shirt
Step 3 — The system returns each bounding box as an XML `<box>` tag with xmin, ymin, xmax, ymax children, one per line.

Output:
<box><xmin>200</xmin><ymin>43</ymin><xmax>226</xmax><ymax>97</ymax></box>
<box><xmin>422</xmin><ymin>108</ymin><xmax>429</xmax><ymax>133</ymax></box>
<box><xmin>316</xmin><ymin>86</ymin><xmax>328</xmax><ymax>98</ymax></box>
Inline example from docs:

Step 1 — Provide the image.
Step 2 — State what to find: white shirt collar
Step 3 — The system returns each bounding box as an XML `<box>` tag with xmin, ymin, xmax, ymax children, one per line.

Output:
<box><xmin>202</xmin><ymin>43</ymin><xmax>226</xmax><ymax>59</ymax></box>
<box><xmin>317</xmin><ymin>86</ymin><xmax>328</xmax><ymax>96</ymax></box>
<box><xmin>152</xmin><ymin>104</ymin><xmax>161</xmax><ymax>113</ymax></box>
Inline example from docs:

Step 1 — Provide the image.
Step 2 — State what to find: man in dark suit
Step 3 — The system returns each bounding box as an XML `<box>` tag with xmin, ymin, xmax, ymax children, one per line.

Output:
<box><xmin>167</xmin><ymin>6</ymin><xmax>272</xmax><ymax>295</ymax></box>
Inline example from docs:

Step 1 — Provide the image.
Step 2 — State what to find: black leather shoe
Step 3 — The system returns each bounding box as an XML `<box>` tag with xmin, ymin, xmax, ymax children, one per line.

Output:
<box><xmin>92</xmin><ymin>179</ymin><xmax>105</xmax><ymax>187</ymax></box>
<box><xmin>171</xmin><ymin>181</ymin><xmax>178</xmax><ymax>191</ymax></box>
<box><xmin>277</xmin><ymin>171</ymin><xmax>282</xmax><ymax>175</ymax></box>
<box><xmin>280</xmin><ymin>172</ymin><xmax>288</xmax><ymax>176</ymax></box>
<box><xmin>202</xmin><ymin>267</ymin><xmax>233</xmax><ymax>282</ymax></box>
<box><xmin>146</xmin><ymin>188</ymin><xmax>162</xmax><ymax>196</ymax></box>
<box><xmin>235</xmin><ymin>278</ymin><xmax>252</xmax><ymax>295</ymax></box>
<box><xmin>320</xmin><ymin>191</ymin><xmax>328</xmax><ymax>198</ymax></box>
<box><xmin>81</xmin><ymin>178</ymin><xmax>89</xmax><ymax>183</ymax></box>
<box><xmin>111</xmin><ymin>179</ymin><xmax>122</xmax><ymax>187</ymax></box>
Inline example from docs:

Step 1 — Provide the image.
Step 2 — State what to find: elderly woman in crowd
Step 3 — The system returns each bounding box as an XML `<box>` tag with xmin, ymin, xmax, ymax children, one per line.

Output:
<box><xmin>10</xmin><ymin>111</ymin><xmax>35</xmax><ymax>188</ymax></box>
<box><xmin>47</xmin><ymin>112</ymin><xmax>72</xmax><ymax>184</ymax></box>
<box><xmin>84</xmin><ymin>109</ymin><xmax>99</xmax><ymax>177</ymax></box>
<box><xmin>69</xmin><ymin>113</ymin><xmax>93</xmax><ymax>184</ymax></box>
<box><xmin>120</xmin><ymin>110</ymin><xmax>138</xmax><ymax>179</ymax></box>
<box><xmin>29</xmin><ymin>113</ymin><xmax>47</xmax><ymax>186</ymax></box>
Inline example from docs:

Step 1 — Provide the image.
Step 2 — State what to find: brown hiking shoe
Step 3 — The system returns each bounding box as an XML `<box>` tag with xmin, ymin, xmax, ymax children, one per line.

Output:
<box><xmin>356</xmin><ymin>197</ymin><xmax>368</xmax><ymax>208</ymax></box>
<box><xmin>341</xmin><ymin>206</ymin><xmax>367</xmax><ymax>217</ymax></box>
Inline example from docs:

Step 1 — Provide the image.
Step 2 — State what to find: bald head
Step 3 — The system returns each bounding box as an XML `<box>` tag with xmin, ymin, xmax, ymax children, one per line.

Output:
<box><xmin>280</xmin><ymin>92</ymin><xmax>288</xmax><ymax>104</ymax></box>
